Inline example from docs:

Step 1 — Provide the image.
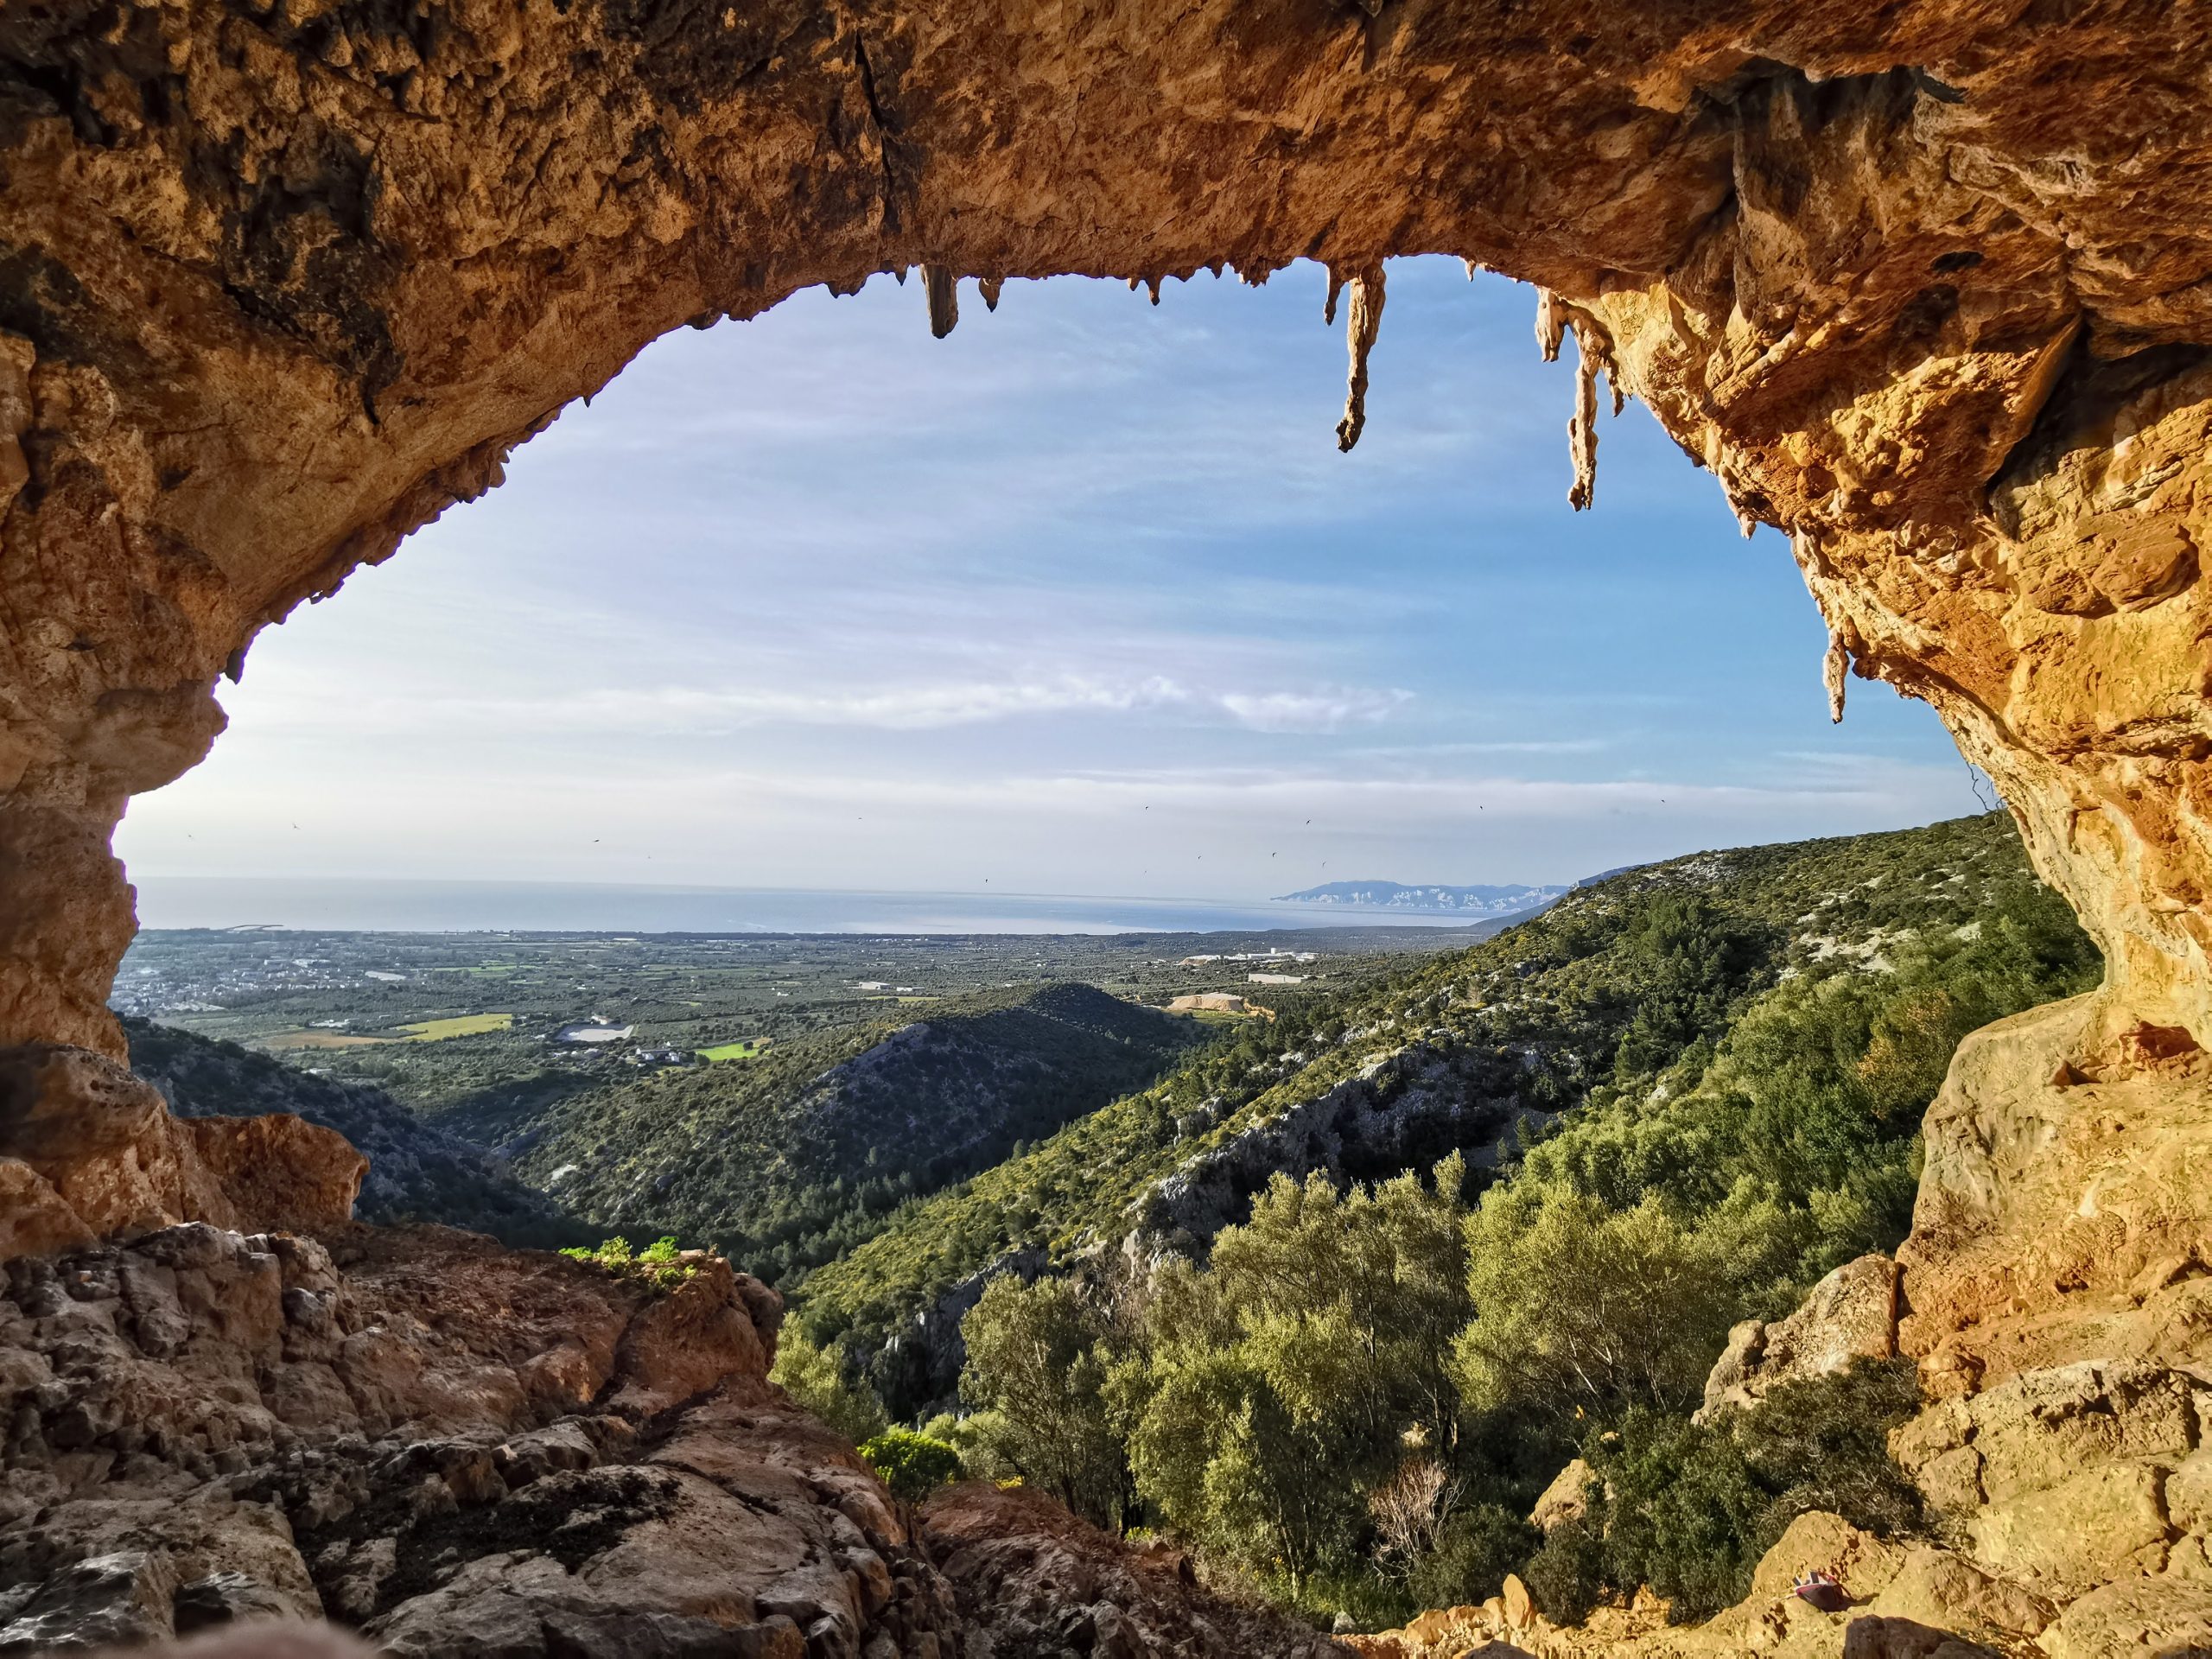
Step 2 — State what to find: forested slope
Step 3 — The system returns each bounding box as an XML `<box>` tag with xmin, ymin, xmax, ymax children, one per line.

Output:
<box><xmin>787</xmin><ymin>812</ymin><xmax>2103</xmax><ymax>1628</ymax></box>
<box><xmin>798</xmin><ymin>813</ymin><xmax>2096</xmax><ymax>1378</ymax></box>
<box><xmin>124</xmin><ymin>1018</ymin><xmax>584</xmax><ymax>1246</ymax></box>
<box><xmin>496</xmin><ymin>982</ymin><xmax>1203</xmax><ymax>1286</ymax></box>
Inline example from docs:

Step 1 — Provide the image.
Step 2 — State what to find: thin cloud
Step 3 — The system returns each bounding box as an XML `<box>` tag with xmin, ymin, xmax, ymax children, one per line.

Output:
<box><xmin>229</xmin><ymin>676</ymin><xmax>1415</xmax><ymax>737</ymax></box>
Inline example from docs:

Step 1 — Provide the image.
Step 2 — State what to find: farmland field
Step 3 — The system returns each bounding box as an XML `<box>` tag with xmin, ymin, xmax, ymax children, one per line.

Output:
<box><xmin>698</xmin><ymin>1039</ymin><xmax>767</xmax><ymax>1061</ymax></box>
<box><xmin>397</xmin><ymin>1013</ymin><xmax>514</xmax><ymax>1041</ymax></box>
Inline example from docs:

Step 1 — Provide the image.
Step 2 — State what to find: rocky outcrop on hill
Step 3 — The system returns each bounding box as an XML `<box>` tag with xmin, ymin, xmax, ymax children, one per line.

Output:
<box><xmin>122</xmin><ymin>1020</ymin><xmax>578</xmax><ymax>1247</ymax></box>
<box><xmin>1698</xmin><ymin>1255</ymin><xmax>1901</xmax><ymax>1423</ymax></box>
<box><xmin>1137</xmin><ymin>1045</ymin><xmax>1547</xmax><ymax>1249</ymax></box>
<box><xmin>868</xmin><ymin>1247</ymin><xmax>1048</xmax><ymax>1419</ymax></box>
<box><xmin>0</xmin><ymin>1046</ymin><xmax>364</xmax><ymax>1263</ymax></box>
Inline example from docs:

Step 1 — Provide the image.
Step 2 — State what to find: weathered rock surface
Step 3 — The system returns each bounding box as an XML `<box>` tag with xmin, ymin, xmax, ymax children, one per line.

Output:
<box><xmin>0</xmin><ymin>1047</ymin><xmax>365</xmax><ymax>1258</ymax></box>
<box><xmin>0</xmin><ymin>1223</ymin><xmax>966</xmax><ymax>1657</ymax></box>
<box><xmin>1531</xmin><ymin>1459</ymin><xmax>1597</xmax><ymax>1535</ymax></box>
<box><xmin>918</xmin><ymin>1480</ymin><xmax>1344</xmax><ymax>1659</ymax></box>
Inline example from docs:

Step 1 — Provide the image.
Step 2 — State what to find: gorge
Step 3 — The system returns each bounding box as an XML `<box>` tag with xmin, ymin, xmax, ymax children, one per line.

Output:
<box><xmin>5</xmin><ymin>1</ymin><xmax>2212</xmax><ymax>1655</ymax></box>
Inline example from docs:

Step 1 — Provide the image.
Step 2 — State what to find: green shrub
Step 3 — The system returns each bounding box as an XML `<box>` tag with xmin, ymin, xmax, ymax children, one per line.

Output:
<box><xmin>1555</xmin><ymin>1359</ymin><xmax>1927</xmax><ymax>1624</ymax></box>
<box><xmin>1591</xmin><ymin>1410</ymin><xmax>1768</xmax><ymax>1622</ymax></box>
<box><xmin>558</xmin><ymin>1235</ymin><xmax>698</xmax><ymax>1290</ymax></box>
<box><xmin>771</xmin><ymin>1327</ymin><xmax>888</xmax><ymax>1444</ymax></box>
<box><xmin>1409</xmin><ymin>1504</ymin><xmax>1541</xmax><ymax>1611</ymax></box>
<box><xmin>1734</xmin><ymin>1357</ymin><xmax>1925</xmax><ymax>1546</ymax></box>
<box><xmin>1520</xmin><ymin>1519</ymin><xmax>1605</xmax><ymax>1624</ymax></box>
<box><xmin>860</xmin><ymin>1427</ymin><xmax>964</xmax><ymax>1504</ymax></box>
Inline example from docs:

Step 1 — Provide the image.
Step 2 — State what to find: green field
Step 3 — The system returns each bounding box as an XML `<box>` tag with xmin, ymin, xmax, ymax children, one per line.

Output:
<box><xmin>698</xmin><ymin>1039</ymin><xmax>768</xmax><ymax>1062</ymax></box>
<box><xmin>397</xmin><ymin>1013</ymin><xmax>514</xmax><ymax>1041</ymax></box>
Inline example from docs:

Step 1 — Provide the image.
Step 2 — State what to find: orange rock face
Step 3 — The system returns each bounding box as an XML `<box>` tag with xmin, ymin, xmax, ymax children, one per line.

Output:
<box><xmin>0</xmin><ymin>1046</ymin><xmax>365</xmax><ymax>1247</ymax></box>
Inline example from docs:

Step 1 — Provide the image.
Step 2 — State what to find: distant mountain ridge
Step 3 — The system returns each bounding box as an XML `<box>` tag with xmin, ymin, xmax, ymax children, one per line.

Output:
<box><xmin>1273</xmin><ymin>880</ymin><xmax>1568</xmax><ymax>915</ymax></box>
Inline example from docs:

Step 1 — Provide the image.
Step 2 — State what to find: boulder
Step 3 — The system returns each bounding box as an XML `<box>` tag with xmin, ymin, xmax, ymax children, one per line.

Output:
<box><xmin>1698</xmin><ymin>1255</ymin><xmax>1899</xmax><ymax>1421</ymax></box>
<box><xmin>0</xmin><ymin>1225</ymin><xmax>957</xmax><ymax>1659</ymax></box>
<box><xmin>2038</xmin><ymin>1575</ymin><xmax>2212</xmax><ymax>1659</ymax></box>
<box><xmin>1967</xmin><ymin>1459</ymin><xmax>2174</xmax><ymax>1591</ymax></box>
<box><xmin>1865</xmin><ymin>1548</ymin><xmax>2055</xmax><ymax>1641</ymax></box>
<box><xmin>0</xmin><ymin>1047</ymin><xmax>366</xmax><ymax>1262</ymax></box>
<box><xmin>1748</xmin><ymin>1512</ymin><xmax>1905</xmax><ymax>1607</ymax></box>
<box><xmin>1529</xmin><ymin>1459</ymin><xmax>1595</xmax><ymax>1534</ymax></box>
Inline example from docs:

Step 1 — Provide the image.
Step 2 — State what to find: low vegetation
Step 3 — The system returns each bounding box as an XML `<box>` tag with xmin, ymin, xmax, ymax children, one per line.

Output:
<box><xmin>556</xmin><ymin>1235</ymin><xmax>699</xmax><ymax>1290</ymax></box>
<box><xmin>859</xmin><ymin>1427</ymin><xmax>965</xmax><ymax>1504</ymax></box>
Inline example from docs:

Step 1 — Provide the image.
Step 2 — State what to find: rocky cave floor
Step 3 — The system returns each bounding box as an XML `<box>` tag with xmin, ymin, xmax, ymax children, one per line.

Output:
<box><xmin>7</xmin><ymin>1199</ymin><xmax>2212</xmax><ymax>1657</ymax></box>
<box><xmin>0</xmin><ymin>1220</ymin><xmax>1338</xmax><ymax>1659</ymax></box>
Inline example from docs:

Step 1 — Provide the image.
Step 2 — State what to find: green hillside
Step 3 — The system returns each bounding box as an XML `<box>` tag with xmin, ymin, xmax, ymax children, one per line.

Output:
<box><xmin>798</xmin><ymin>813</ymin><xmax>2095</xmax><ymax>1375</ymax></box>
<box><xmin>788</xmin><ymin>811</ymin><xmax>2100</xmax><ymax>1627</ymax></box>
<box><xmin>486</xmin><ymin>982</ymin><xmax>1205</xmax><ymax>1286</ymax></box>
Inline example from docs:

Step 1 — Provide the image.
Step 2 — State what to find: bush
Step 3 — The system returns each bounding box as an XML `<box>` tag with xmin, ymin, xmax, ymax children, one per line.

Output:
<box><xmin>1734</xmin><ymin>1357</ymin><xmax>1925</xmax><ymax>1546</ymax></box>
<box><xmin>1520</xmin><ymin>1519</ymin><xmax>1605</xmax><ymax>1625</ymax></box>
<box><xmin>860</xmin><ymin>1427</ymin><xmax>963</xmax><ymax>1504</ymax></box>
<box><xmin>1409</xmin><ymin>1504</ymin><xmax>1541</xmax><ymax>1611</ymax></box>
<box><xmin>1545</xmin><ymin>1360</ymin><xmax>1927</xmax><ymax>1625</ymax></box>
<box><xmin>1592</xmin><ymin>1410</ymin><xmax>1768</xmax><ymax>1622</ymax></box>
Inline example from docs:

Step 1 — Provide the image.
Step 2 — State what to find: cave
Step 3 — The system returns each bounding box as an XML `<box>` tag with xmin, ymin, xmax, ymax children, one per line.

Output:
<box><xmin>4</xmin><ymin>1</ymin><xmax>2212</xmax><ymax>1651</ymax></box>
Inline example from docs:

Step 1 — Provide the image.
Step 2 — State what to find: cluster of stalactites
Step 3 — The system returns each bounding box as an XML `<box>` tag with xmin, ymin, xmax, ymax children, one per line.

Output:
<box><xmin>906</xmin><ymin>262</ymin><xmax>1247</xmax><ymax>339</ymax></box>
<box><xmin>904</xmin><ymin>264</ymin><xmax>1631</xmax><ymax>504</ymax></box>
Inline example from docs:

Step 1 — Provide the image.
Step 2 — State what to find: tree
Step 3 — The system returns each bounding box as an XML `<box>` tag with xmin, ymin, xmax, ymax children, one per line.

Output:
<box><xmin>770</xmin><ymin>1326</ymin><xmax>888</xmax><ymax>1445</ymax></box>
<box><xmin>1452</xmin><ymin>1185</ymin><xmax>1735</xmax><ymax>1421</ymax></box>
<box><xmin>960</xmin><ymin>1275</ymin><xmax>1135</xmax><ymax>1530</ymax></box>
<box><xmin>860</xmin><ymin>1427</ymin><xmax>963</xmax><ymax>1504</ymax></box>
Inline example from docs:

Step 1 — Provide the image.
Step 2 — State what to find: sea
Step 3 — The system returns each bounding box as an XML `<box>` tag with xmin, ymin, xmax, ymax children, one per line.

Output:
<box><xmin>130</xmin><ymin>877</ymin><xmax>1498</xmax><ymax>937</ymax></box>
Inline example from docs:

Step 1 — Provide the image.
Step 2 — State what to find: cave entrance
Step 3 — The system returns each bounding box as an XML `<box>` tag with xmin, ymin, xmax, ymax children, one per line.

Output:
<box><xmin>112</xmin><ymin>259</ymin><xmax>1983</xmax><ymax>939</ymax></box>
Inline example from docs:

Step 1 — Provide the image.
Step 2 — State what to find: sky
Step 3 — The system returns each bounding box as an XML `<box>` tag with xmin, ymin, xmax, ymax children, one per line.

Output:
<box><xmin>115</xmin><ymin>257</ymin><xmax>1991</xmax><ymax>905</ymax></box>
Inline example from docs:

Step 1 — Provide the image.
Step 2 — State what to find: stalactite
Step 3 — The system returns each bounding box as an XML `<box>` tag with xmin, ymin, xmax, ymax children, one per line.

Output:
<box><xmin>1146</xmin><ymin>275</ymin><xmax>1163</xmax><ymax>305</ymax></box>
<box><xmin>923</xmin><ymin>264</ymin><xmax>959</xmax><ymax>337</ymax></box>
<box><xmin>1824</xmin><ymin>628</ymin><xmax>1850</xmax><ymax>722</ymax></box>
<box><xmin>978</xmin><ymin>276</ymin><xmax>1004</xmax><ymax>312</ymax></box>
<box><xmin>1324</xmin><ymin>265</ymin><xmax>1346</xmax><ymax>327</ymax></box>
<box><xmin>1567</xmin><ymin>332</ymin><xmax>1599</xmax><ymax>509</ymax></box>
<box><xmin>1464</xmin><ymin>258</ymin><xmax>1482</xmax><ymax>280</ymax></box>
<box><xmin>1534</xmin><ymin>287</ymin><xmax>1564</xmax><ymax>362</ymax></box>
<box><xmin>1335</xmin><ymin>266</ymin><xmax>1385</xmax><ymax>454</ymax></box>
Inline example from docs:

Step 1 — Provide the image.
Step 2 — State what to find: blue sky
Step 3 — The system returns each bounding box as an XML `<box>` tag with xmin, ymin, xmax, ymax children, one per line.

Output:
<box><xmin>116</xmin><ymin>257</ymin><xmax>1987</xmax><ymax>901</ymax></box>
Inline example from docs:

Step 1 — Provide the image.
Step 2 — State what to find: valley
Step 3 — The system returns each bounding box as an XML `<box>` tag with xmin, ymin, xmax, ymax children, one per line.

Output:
<box><xmin>99</xmin><ymin>810</ymin><xmax>2113</xmax><ymax>1632</ymax></box>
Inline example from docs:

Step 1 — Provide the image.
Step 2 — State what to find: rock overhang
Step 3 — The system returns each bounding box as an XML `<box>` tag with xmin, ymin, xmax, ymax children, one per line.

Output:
<box><xmin>1</xmin><ymin>0</ymin><xmax>2209</xmax><ymax>1230</ymax></box>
